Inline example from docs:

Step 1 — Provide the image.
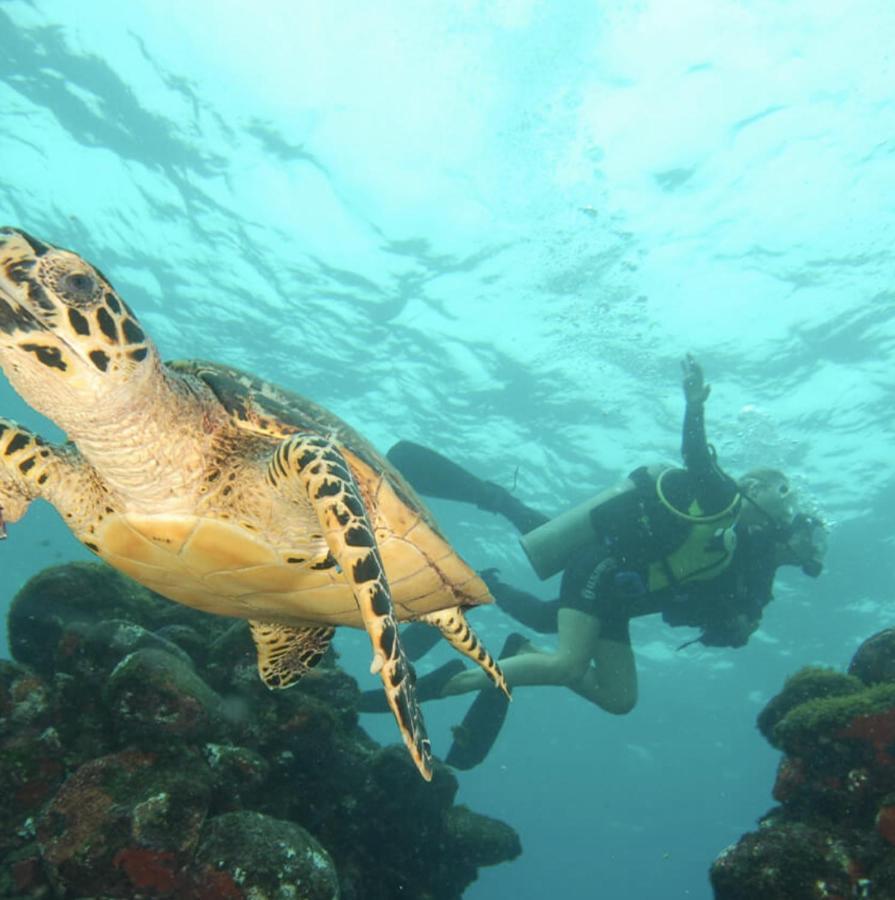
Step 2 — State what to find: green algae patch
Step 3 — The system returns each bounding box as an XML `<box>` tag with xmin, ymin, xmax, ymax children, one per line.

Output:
<box><xmin>758</xmin><ymin>666</ymin><xmax>864</xmax><ymax>747</ymax></box>
<box><xmin>773</xmin><ymin>682</ymin><xmax>895</xmax><ymax>759</ymax></box>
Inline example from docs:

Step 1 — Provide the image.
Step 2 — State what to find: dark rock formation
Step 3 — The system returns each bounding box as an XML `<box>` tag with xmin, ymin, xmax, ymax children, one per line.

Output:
<box><xmin>711</xmin><ymin>631</ymin><xmax>895</xmax><ymax>899</ymax></box>
<box><xmin>193</xmin><ymin>812</ymin><xmax>340</xmax><ymax>900</ymax></box>
<box><xmin>849</xmin><ymin>629</ymin><xmax>895</xmax><ymax>686</ymax></box>
<box><xmin>1</xmin><ymin>562</ymin><xmax>521</xmax><ymax>899</ymax></box>
<box><xmin>36</xmin><ymin>750</ymin><xmax>212</xmax><ymax>897</ymax></box>
<box><xmin>105</xmin><ymin>647</ymin><xmax>229</xmax><ymax>744</ymax></box>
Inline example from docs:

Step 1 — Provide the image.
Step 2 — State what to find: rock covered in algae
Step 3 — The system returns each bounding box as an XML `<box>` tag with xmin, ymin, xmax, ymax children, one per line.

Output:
<box><xmin>755</xmin><ymin>665</ymin><xmax>864</xmax><ymax>747</ymax></box>
<box><xmin>0</xmin><ymin>661</ymin><xmax>64</xmax><ymax>861</ymax></box>
<box><xmin>105</xmin><ymin>646</ymin><xmax>228</xmax><ymax>744</ymax></box>
<box><xmin>0</xmin><ymin>562</ymin><xmax>521</xmax><ymax>899</ymax></box>
<box><xmin>710</xmin><ymin>629</ymin><xmax>895</xmax><ymax>899</ymax></box>
<box><xmin>711</xmin><ymin>820</ymin><xmax>869</xmax><ymax>900</ymax></box>
<box><xmin>35</xmin><ymin>749</ymin><xmax>212</xmax><ymax>897</ymax></box>
<box><xmin>8</xmin><ymin>562</ymin><xmax>180</xmax><ymax>677</ymax></box>
<box><xmin>194</xmin><ymin>812</ymin><xmax>340</xmax><ymax>900</ymax></box>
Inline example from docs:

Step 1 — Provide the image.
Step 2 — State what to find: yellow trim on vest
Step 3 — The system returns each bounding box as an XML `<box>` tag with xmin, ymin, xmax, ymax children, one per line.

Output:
<box><xmin>648</xmin><ymin>468</ymin><xmax>742</xmax><ymax>592</ymax></box>
<box><xmin>655</xmin><ymin>467</ymin><xmax>741</xmax><ymax>524</ymax></box>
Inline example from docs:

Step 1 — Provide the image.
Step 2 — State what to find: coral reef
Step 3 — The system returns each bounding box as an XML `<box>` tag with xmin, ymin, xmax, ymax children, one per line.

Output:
<box><xmin>1</xmin><ymin>562</ymin><xmax>520</xmax><ymax>899</ymax></box>
<box><xmin>711</xmin><ymin>630</ymin><xmax>895</xmax><ymax>899</ymax></box>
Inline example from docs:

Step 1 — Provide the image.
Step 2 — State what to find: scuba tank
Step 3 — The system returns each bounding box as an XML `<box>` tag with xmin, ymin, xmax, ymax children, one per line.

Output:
<box><xmin>519</xmin><ymin>464</ymin><xmax>673</xmax><ymax>580</ymax></box>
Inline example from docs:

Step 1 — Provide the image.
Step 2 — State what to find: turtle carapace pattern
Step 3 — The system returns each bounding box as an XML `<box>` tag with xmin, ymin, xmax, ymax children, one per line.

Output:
<box><xmin>0</xmin><ymin>227</ymin><xmax>509</xmax><ymax>780</ymax></box>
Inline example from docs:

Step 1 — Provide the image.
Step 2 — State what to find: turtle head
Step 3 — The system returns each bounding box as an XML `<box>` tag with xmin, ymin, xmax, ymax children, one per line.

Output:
<box><xmin>0</xmin><ymin>227</ymin><xmax>158</xmax><ymax>421</ymax></box>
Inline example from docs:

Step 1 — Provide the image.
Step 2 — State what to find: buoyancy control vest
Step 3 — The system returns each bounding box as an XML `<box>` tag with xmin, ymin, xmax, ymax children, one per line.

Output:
<box><xmin>519</xmin><ymin>464</ymin><xmax>741</xmax><ymax>590</ymax></box>
<box><xmin>644</xmin><ymin>467</ymin><xmax>741</xmax><ymax>591</ymax></box>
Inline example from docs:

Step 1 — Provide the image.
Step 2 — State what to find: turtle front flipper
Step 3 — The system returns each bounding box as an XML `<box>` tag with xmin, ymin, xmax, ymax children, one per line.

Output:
<box><xmin>0</xmin><ymin>418</ymin><xmax>70</xmax><ymax>532</ymax></box>
<box><xmin>419</xmin><ymin>608</ymin><xmax>510</xmax><ymax>699</ymax></box>
<box><xmin>268</xmin><ymin>433</ymin><xmax>433</xmax><ymax>780</ymax></box>
<box><xmin>249</xmin><ymin>621</ymin><xmax>335</xmax><ymax>687</ymax></box>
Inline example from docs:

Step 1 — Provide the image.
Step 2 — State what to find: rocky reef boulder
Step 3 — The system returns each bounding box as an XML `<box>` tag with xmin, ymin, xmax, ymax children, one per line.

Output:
<box><xmin>194</xmin><ymin>812</ymin><xmax>340</xmax><ymax>900</ymax></box>
<box><xmin>849</xmin><ymin>629</ymin><xmax>895</xmax><ymax>686</ymax></box>
<box><xmin>36</xmin><ymin>750</ymin><xmax>212</xmax><ymax>898</ymax></box>
<box><xmin>105</xmin><ymin>646</ymin><xmax>229</xmax><ymax>745</ymax></box>
<box><xmin>0</xmin><ymin>561</ymin><xmax>521</xmax><ymax>899</ymax></box>
<box><xmin>8</xmin><ymin>563</ymin><xmax>180</xmax><ymax>677</ymax></box>
<box><xmin>0</xmin><ymin>661</ymin><xmax>63</xmax><ymax>859</ymax></box>
<box><xmin>710</xmin><ymin>629</ymin><xmax>895</xmax><ymax>898</ymax></box>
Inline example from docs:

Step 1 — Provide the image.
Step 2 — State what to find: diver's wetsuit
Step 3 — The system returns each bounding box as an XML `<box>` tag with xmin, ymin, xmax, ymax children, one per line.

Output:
<box><xmin>487</xmin><ymin>525</ymin><xmax>777</xmax><ymax>648</ymax></box>
<box><xmin>680</xmin><ymin>399</ymin><xmax>739</xmax><ymax>514</ymax></box>
<box><xmin>394</xmin><ymin>400</ymin><xmax>763</xmax><ymax>653</ymax></box>
<box><xmin>360</xmin><ymin>410</ymin><xmax>772</xmax><ymax>762</ymax></box>
<box><xmin>554</xmin><ymin>399</ymin><xmax>738</xmax><ymax>629</ymax></box>
<box><xmin>487</xmin><ymin>399</ymin><xmax>763</xmax><ymax>648</ymax></box>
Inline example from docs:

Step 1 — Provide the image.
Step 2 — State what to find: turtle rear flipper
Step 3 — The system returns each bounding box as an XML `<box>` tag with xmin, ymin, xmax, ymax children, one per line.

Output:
<box><xmin>268</xmin><ymin>432</ymin><xmax>433</xmax><ymax>780</ymax></box>
<box><xmin>249</xmin><ymin>621</ymin><xmax>335</xmax><ymax>687</ymax></box>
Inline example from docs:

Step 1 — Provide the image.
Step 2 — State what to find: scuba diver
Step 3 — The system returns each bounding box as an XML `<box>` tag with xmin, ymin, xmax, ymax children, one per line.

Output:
<box><xmin>360</xmin><ymin>355</ymin><xmax>827</xmax><ymax>767</ymax></box>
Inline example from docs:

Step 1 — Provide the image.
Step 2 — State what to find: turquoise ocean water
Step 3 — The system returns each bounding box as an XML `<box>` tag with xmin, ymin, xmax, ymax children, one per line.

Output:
<box><xmin>1</xmin><ymin>2</ymin><xmax>893</xmax><ymax>897</ymax></box>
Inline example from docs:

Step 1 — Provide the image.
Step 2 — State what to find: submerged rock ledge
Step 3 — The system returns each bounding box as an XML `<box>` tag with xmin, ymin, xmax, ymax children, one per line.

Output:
<box><xmin>711</xmin><ymin>629</ymin><xmax>895</xmax><ymax>899</ymax></box>
<box><xmin>1</xmin><ymin>562</ymin><xmax>520</xmax><ymax>899</ymax></box>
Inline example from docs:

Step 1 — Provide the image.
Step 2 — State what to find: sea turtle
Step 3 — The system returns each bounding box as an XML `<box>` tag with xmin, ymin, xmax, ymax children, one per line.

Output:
<box><xmin>0</xmin><ymin>227</ymin><xmax>508</xmax><ymax>780</ymax></box>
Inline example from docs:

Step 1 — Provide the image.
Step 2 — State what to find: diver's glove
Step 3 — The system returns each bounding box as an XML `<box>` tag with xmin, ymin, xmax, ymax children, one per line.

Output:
<box><xmin>681</xmin><ymin>353</ymin><xmax>711</xmax><ymax>406</ymax></box>
<box><xmin>683</xmin><ymin>614</ymin><xmax>758</xmax><ymax>650</ymax></box>
<box><xmin>586</xmin><ymin>562</ymin><xmax>646</xmax><ymax>620</ymax></box>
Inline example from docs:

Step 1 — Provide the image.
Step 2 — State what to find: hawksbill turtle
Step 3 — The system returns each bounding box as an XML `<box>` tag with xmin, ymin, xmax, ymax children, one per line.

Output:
<box><xmin>0</xmin><ymin>227</ymin><xmax>508</xmax><ymax>779</ymax></box>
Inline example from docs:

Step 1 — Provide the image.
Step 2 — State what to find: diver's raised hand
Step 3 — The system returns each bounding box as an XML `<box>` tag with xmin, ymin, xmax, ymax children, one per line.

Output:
<box><xmin>681</xmin><ymin>353</ymin><xmax>711</xmax><ymax>405</ymax></box>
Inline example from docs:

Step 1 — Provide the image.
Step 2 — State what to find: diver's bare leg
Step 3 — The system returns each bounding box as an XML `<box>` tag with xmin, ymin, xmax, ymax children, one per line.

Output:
<box><xmin>440</xmin><ymin>608</ymin><xmax>599</xmax><ymax>695</ymax></box>
<box><xmin>570</xmin><ymin>623</ymin><xmax>638</xmax><ymax>715</ymax></box>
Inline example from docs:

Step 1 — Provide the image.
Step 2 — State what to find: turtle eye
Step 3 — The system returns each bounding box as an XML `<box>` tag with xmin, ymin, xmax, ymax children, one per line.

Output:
<box><xmin>60</xmin><ymin>271</ymin><xmax>97</xmax><ymax>299</ymax></box>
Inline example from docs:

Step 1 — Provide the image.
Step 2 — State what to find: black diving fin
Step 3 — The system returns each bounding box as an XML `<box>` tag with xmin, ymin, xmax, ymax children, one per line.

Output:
<box><xmin>386</xmin><ymin>440</ymin><xmax>548</xmax><ymax>535</ymax></box>
<box><xmin>387</xmin><ymin>440</ymin><xmax>499</xmax><ymax>505</ymax></box>
<box><xmin>444</xmin><ymin>632</ymin><xmax>528</xmax><ymax>770</ymax></box>
<box><xmin>357</xmin><ymin>658</ymin><xmax>465</xmax><ymax>713</ymax></box>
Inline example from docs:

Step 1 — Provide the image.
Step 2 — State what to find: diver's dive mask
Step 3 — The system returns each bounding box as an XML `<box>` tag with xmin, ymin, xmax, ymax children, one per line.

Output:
<box><xmin>779</xmin><ymin>512</ymin><xmax>827</xmax><ymax>577</ymax></box>
<box><xmin>742</xmin><ymin>488</ymin><xmax>827</xmax><ymax>578</ymax></box>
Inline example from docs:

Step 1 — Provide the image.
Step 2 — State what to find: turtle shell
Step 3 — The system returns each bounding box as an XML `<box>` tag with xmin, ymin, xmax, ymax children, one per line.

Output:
<box><xmin>167</xmin><ymin>358</ymin><xmax>439</xmax><ymax>532</ymax></box>
<box><xmin>89</xmin><ymin>359</ymin><xmax>491</xmax><ymax>629</ymax></box>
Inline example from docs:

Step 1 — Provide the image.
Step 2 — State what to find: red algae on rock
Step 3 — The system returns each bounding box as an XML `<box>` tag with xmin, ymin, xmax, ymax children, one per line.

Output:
<box><xmin>711</xmin><ymin>630</ymin><xmax>895</xmax><ymax>898</ymax></box>
<box><xmin>0</xmin><ymin>561</ymin><xmax>521</xmax><ymax>899</ymax></box>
